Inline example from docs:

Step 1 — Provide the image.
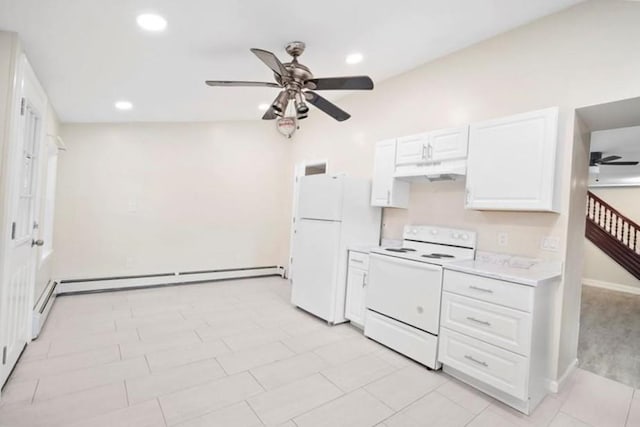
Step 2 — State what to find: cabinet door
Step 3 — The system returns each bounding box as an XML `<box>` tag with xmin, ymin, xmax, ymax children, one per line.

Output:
<box><xmin>466</xmin><ymin>107</ymin><xmax>559</xmax><ymax>212</ymax></box>
<box><xmin>430</xmin><ymin>126</ymin><xmax>469</xmax><ymax>162</ymax></box>
<box><xmin>395</xmin><ymin>133</ymin><xmax>429</xmax><ymax>165</ymax></box>
<box><xmin>371</xmin><ymin>139</ymin><xmax>409</xmax><ymax>208</ymax></box>
<box><xmin>345</xmin><ymin>266</ymin><xmax>366</xmax><ymax>326</ymax></box>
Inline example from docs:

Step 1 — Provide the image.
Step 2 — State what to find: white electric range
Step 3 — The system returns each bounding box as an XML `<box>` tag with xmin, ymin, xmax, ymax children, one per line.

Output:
<box><xmin>365</xmin><ymin>225</ymin><xmax>476</xmax><ymax>369</ymax></box>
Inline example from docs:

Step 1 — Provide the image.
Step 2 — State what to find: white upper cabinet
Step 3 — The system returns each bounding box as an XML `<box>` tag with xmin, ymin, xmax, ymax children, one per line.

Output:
<box><xmin>395</xmin><ymin>126</ymin><xmax>469</xmax><ymax>166</ymax></box>
<box><xmin>371</xmin><ymin>139</ymin><xmax>410</xmax><ymax>208</ymax></box>
<box><xmin>395</xmin><ymin>133</ymin><xmax>430</xmax><ymax>165</ymax></box>
<box><xmin>430</xmin><ymin>126</ymin><xmax>469</xmax><ymax>162</ymax></box>
<box><xmin>465</xmin><ymin>107</ymin><xmax>559</xmax><ymax>212</ymax></box>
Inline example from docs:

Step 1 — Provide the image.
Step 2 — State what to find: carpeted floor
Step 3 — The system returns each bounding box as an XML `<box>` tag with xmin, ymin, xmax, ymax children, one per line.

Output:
<box><xmin>578</xmin><ymin>284</ymin><xmax>640</xmax><ymax>388</ymax></box>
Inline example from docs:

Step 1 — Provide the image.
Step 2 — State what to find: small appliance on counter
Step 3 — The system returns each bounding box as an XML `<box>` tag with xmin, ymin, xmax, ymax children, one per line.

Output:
<box><xmin>290</xmin><ymin>174</ymin><xmax>381</xmax><ymax>324</ymax></box>
<box><xmin>365</xmin><ymin>225</ymin><xmax>477</xmax><ymax>369</ymax></box>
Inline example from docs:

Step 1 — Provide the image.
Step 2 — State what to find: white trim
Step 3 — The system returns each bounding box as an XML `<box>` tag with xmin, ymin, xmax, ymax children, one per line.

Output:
<box><xmin>57</xmin><ymin>266</ymin><xmax>283</xmax><ymax>294</ymax></box>
<box><xmin>32</xmin><ymin>280</ymin><xmax>57</xmax><ymax>338</ymax></box>
<box><xmin>583</xmin><ymin>278</ymin><xmax>640</xmax><ymax>295</ymax></box>
<box><xmin>547</xmin><ymin>358</ymin><xmax>578</xmax><ymax>393</ymax></box>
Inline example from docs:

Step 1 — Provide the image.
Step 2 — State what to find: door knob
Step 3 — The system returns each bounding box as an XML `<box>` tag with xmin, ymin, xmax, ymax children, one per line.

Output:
<box><xmin>32</xmin><ymin>239</ymin><xmax>44</xmax><ymax>247</ymax></box>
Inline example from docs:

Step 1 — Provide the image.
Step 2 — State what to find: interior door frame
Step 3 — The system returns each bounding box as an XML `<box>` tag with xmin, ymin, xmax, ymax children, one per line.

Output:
<box><xmin>287</xmin><ymin>159</ymin><xmax>329</xmax><ymax>280</ymax></box>
<box><xmin>0</xmin><ymin>53</ymin><xmax>48</xmax><ymax>388</ymax></box>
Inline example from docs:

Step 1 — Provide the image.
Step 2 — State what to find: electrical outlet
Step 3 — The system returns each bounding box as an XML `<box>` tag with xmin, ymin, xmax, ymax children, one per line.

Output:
<box><xmin>497</xmin><ymin>232</ymin><xmax>509</xmax><ymax>247</ymax></box>
<box><xmin>541</xmin><ymin>236</ymin><xmax>560</xmax><ymax>252</ymax></box>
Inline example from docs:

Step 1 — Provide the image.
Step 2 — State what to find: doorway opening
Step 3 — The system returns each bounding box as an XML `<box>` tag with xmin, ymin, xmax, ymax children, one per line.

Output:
<box><xmin>575</xmin><ymin>96</ymin><xmax>640</xmax><ymax>388</ymax></box>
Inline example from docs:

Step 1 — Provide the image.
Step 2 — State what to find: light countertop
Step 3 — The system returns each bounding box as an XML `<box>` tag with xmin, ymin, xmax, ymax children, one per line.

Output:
<box><xmin>444</xmin><ymin>252</ymin><xmax>562</xmax><ymax>287</ymax></box>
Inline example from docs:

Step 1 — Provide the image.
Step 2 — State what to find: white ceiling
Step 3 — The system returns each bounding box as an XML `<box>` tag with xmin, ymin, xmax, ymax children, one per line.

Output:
<box><xmin>0</xmin><ymin>0</ymin><xmax>581</xmax><ymax>123</ymax></box>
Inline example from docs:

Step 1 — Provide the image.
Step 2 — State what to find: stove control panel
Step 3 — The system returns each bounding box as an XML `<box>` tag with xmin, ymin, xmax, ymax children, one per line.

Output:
<box><xmin>404</xmin><ymin>225</ymin><xmax>477</xmax><ymax>248</ymax></box>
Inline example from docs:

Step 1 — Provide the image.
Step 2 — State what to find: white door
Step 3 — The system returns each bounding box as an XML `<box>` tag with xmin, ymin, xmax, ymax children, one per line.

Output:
<box><xmin>367</xmin><ymin>254</ymin><xmax>443</xmax><ymax>334</ymax></box>
<box><xmin>297</xmin><ymin>174</ymin><xmax>344</xmax><ymax>221</ymax></box>
<box><xmin>395</xmin><ymin>133</ymin><xmax>429</xmax><ymax>165</ymax></box>
<box><xmin>345</xmin><ymin>266</ymin><xmax>366</xmax><ymax>326</ymax></box>
<box><xmin>0</xmin><ymin>56</ymin><xmax>47</xmax><ymax>386</ymax></box>
<box><xmin>430</xmin><ymin>126</ymin><xmax>469</xmax><ymax>162</ymax></box>
<box><xmin>290</xmin><ymin>219</ymin><xmax>341</xmax><ymax>322</ymax></box>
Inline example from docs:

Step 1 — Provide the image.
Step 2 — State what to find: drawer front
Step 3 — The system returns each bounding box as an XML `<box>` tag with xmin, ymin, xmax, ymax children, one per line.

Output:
<box><xmin>348</xmin><ymin>251</ymin><xmax>369</xmax><ymax>270</ymax></box>
<box><xmin>365</xmin><ymin>309</ymin><xmax>439</xmax><ymax>369</ymax></box>
<box><xmin>443</xmin><ymin>270</ymin><xmax>534</xmax><ymax>312</ymax></box>
<box><xmin>441</xmin><ymin>292</ymin><xmax>532</xmax><ymax>356</ymax></box>
<box><xmin>439</xmin><ymin>328</ymin><xmax>528</xmax><ymax>399</ymax></box>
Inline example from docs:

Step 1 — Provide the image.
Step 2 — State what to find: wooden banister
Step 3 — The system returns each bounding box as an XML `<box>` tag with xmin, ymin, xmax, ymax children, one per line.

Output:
<box><xmin>586</xmin><ymin>191</ymin><xmax>640</xmax><ymax>280</ymax></box>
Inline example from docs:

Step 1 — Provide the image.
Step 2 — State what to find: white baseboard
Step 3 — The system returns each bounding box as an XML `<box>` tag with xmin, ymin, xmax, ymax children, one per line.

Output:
<box><xmin>547</xmin><ymin>358</ymin><xmax>578</xmax><ymax>393</ymax></box>
<box><xmin>57</xmin><ymin>266</ymin><xmax>284</xmax><ymax>295</ymax></box>
<box><xmin>583</xmin><ymin>278</ymin><xmax>640</xmax><ymax>295</ymax></box>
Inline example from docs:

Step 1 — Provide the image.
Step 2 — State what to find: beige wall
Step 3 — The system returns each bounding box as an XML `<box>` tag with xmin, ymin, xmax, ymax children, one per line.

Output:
<box><xmin>53</xmin><ymin>122</ymin><xmax>291</xmax><ymax>279</ymax></box>
<box><xmin>291</xmin><ymin>0</ymin><xmax>640</xmax><ymax>380</ymax></box>
<box><xmin>583</xmin><ymin>186</ymin><xmax>640</xmax><ymax>289</ymax></box>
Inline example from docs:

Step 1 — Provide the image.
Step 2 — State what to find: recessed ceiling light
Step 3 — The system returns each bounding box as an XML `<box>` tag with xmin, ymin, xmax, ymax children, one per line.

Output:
<box><xmin>136</xmin><ymin>13</ymin><xmax>167</xmax><ymax>32</ymax></box>
<box><xmin>115</xmin><ymin>101</ymin><xmax>133</xmax><ymax>110</ymax></box>
<box><xmin>258</xmin><ymin>103</ymin><xmax>270</xmax><ymax>111</ymax></box>
<box><xmin>345</xmin><ymin>53</ymin><xmax>363</xmax><ymax>65</ymax></box>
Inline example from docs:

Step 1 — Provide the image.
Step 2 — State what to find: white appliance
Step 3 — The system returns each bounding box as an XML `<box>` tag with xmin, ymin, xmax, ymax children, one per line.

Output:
<box><xmin>291</xmin><ymin>174</ymin><xmax>381</xmax><ymax>324</ymax></box>
<box><xmin>365</xmin><ymin>225</ymin><xmax>476</xmax><ymax>369</ymax></box>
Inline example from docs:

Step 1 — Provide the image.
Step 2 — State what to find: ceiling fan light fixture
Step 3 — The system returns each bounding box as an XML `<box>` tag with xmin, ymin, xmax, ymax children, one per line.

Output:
<box><xmin>272</xmin><ymin>91</ymin><xmax>289</xmax><ymax>113</ymax></box>
<box><xmin>294</xmin><ymin>93</ymin><xmax>309</xmax><ymax>114</ymax></box>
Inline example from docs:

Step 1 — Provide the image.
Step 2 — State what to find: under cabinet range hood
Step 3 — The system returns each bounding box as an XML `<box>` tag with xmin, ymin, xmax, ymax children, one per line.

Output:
<box><xmin>394</xmin><ymin>159</ymin><xmax>467</xmax><ymax>182</ymax></box>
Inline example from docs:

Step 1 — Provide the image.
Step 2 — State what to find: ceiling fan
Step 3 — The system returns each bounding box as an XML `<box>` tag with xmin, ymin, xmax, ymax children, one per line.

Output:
<box><xmin>590</xmin><ymin>151</ymin><xmax>639</xmax><ymax>167</ymax></box>
<box><xmin>205</xmin><ymin>41</ymin><xmax>373</xmax><ymax>122</ymax></box>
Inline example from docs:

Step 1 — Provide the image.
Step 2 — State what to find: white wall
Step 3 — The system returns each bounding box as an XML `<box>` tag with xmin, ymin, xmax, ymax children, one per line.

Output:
<box><xmin>583</xmin><ymin>186</ymin><xmax>640</xmax><ymax>289</ymax></box>
<box><xmin>53</xmin><ymin>122</ymin><xmax>292</xmax><ymax>279</ymax></box>
<box><xmin>291</xmin><ymin>0</ymin><xmax>640</xmax><ymax>381</ymax></box>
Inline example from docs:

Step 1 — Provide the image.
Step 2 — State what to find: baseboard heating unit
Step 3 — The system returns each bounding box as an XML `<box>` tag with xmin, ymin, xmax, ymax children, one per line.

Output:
<box><xmin>33</xmin><ymin>280</ymin><xmax>58</xmax><ymax>339</ymax></box>
<box><xmin>57</xmin><ymin>265</ymin><xmax>285</xmax><ymax>295</ymax></box>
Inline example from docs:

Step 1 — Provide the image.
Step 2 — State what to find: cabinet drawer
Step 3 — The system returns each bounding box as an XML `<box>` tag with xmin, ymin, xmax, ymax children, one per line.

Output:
<box><xmin>441</xmin><ymin>292</ymin><xmax>532</xmax><ymax>356</ymax></box>
<box><xmin>348</xmin><ymin>251</ymin><xmax>369</xmax><ymax>270</ymax></box>
<box><xmin>443</xmin><ymin>270</ymin><xmax>534</xmax><ymax>312</ymax></box>
<box><xmin>439</xmin><ymin>328</ymin><xmax>528</xmax><ymax>400</ymax></box>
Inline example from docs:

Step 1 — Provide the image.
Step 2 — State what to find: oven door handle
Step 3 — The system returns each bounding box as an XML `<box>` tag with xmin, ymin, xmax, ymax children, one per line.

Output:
<box><xmin>369</xmin><ymin>253</ymin><xmax>443</xmax><ymax>272</ymax></box>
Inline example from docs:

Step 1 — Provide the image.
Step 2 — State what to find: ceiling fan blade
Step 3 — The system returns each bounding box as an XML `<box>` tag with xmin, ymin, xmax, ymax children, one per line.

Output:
<box><xmin>304</xmin><ymin>91</ymin><xmax>350</xmax><ymax>121</ymax></box>
<box><xmin>598</xmin><ymin>155</ymin><xmax>622</xmax><ymax>163</ymax></box>
<box><xmin>601</xmin><ymin>161</ymin><xmax>639</xmax><ymax>166</ymax></box>
<box><xmin>305</xmin><ymin>76</ymin><xmax>374</xmax><ymax>91</ymax></box>
<box><xmin>205</xmin><ymin>80</ymin><xmax>280</xmax><ymax>88</ymax></box>
<box><xmin>250</xmin><ymin>48</ymin><xmax>289</xmax><ymax>77</ymax></box>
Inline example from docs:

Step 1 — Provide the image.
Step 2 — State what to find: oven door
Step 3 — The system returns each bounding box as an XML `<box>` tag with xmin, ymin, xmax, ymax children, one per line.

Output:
<box><xmin>367</xmin><ymin>253</ymin><xmax>443</xmax><ymax>334</ymax></box>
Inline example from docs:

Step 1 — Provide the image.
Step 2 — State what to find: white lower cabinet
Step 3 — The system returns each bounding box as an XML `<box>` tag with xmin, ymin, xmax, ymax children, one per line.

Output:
<box><xmin>438</xmin><ymin>269</ymin><xmax>556</xmax><ymax>415</ymax></box>
<box><xmin>345</xmin><ymin>251</ymin><xmax>369</xmax><ymax>327</ymax></box>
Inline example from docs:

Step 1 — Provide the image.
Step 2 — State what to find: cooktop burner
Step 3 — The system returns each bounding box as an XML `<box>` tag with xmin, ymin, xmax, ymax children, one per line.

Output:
<box><xmin>421</xmin><ymin>253</ymin><xmax>456</xmax><ymax>259</ymax></box>
<box><xmin>385</xmin><ymin>248</ymin><xmax>417</xmax><ymax>253</ymax></box>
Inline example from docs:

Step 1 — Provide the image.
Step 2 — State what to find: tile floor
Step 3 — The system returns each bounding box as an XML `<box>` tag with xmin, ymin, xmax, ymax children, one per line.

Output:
<box><xmin>0</xmin><ymin>276</ymin><xmax>638</xmax><ymax>427</ymax></box>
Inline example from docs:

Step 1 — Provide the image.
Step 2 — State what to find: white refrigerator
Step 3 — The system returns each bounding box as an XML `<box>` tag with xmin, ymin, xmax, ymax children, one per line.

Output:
<box><xmin>290</xmin><ymin>174</ymin><xmax>381</xmax><ymax>324</ymax></box>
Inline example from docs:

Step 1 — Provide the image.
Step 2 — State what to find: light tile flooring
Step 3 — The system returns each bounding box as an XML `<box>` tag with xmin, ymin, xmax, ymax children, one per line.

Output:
<box><xmin>0</xmin><ymin>276</ymin><xmax>638</xmax><ymax>427</ymax></box>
